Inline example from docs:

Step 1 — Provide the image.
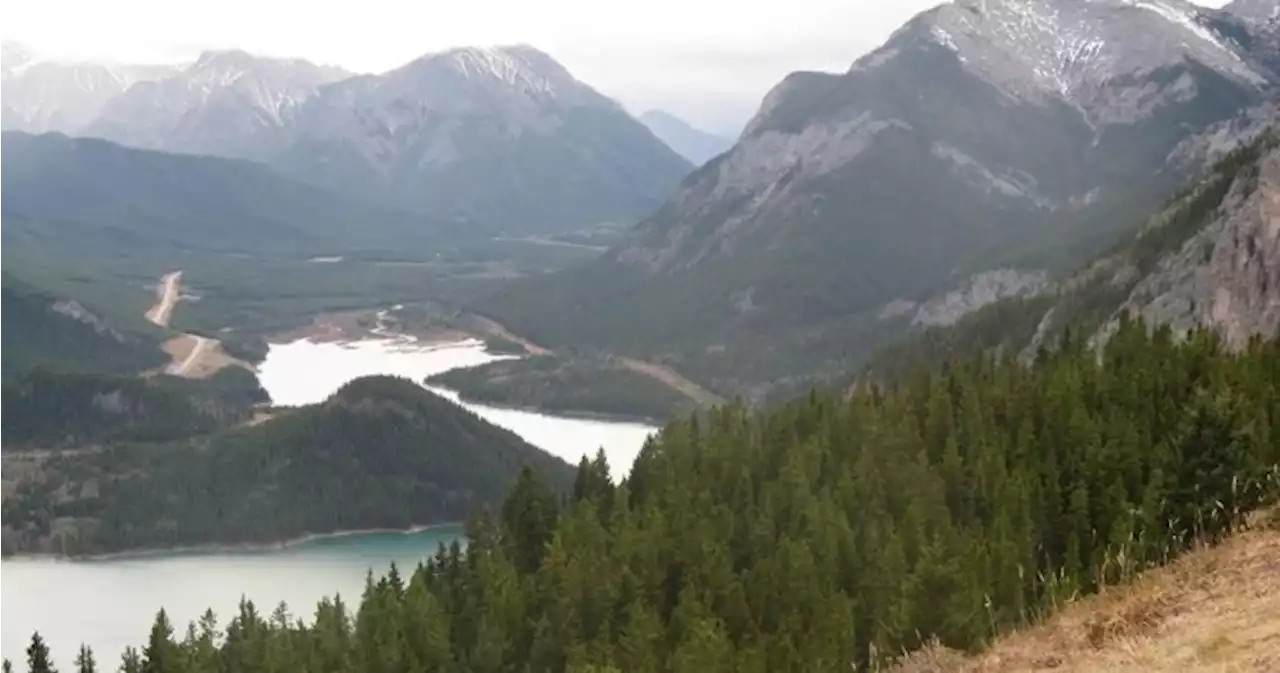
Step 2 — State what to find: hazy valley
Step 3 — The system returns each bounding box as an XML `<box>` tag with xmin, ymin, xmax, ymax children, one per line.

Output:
<box><xmin>3</xmin><ymin>0</ymin><xmax>1279</xmax><ymax>670</ymax></box>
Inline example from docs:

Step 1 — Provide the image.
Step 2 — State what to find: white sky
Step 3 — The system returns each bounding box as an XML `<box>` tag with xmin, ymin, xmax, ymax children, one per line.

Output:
<box><xmin>3</xmin><ymin>0</ymin><xmax>1236</xmax><ymax>136</ymax></box>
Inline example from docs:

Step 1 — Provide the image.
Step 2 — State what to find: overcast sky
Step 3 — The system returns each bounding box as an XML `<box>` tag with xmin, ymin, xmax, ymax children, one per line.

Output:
<box><xmin>4</xmin><ymin>0</ymin><xmax>1235</xmax><ymax>136</ymax></box>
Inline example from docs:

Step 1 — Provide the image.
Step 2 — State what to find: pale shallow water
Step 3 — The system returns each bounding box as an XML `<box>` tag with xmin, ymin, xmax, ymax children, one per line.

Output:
<box><xmin>3</xmin><ymin>335</ymin><xmax>660</xmax><ymax>667</ymax></box>
<box><xmin>2</xmin><ymin>527</ymin><xmax>463</xmax><ymax>669</ymax></box>
<box><xmin>255</xmin><ymin>336</ymin><xmax>660</xmax><ymax>476</ymax></box>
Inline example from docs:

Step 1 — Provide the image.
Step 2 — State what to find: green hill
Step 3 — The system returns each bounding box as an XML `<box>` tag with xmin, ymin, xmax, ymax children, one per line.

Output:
<box><xmin>1</xmin><ymin>375</ymin><xmax>574</xmax><ymax>556</ymax></box>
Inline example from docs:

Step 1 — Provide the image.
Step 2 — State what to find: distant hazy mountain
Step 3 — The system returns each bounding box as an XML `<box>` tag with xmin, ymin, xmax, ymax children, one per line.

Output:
<box><xmin>84</xmin><ymin>49</ymin><xmax>350</xmax><ymax>160</ymax></box>
<box><xmin>1</xmin><ymin>41</ymin><xmax>176</xmax><ymax>134</ymax></box>
<box><xmin>638</xmin><ymin>109</ymin><xmax>733</xmax><ymax>165</ymax></box>
<box><xmin>277</xmin><ymin>45</ymin><xmax>692</xmax><ymax>233</ymax></box>
<box><xmin>36</xmin><ymin>45</ymin><xmax>689</xmax><ymax>234</ymax></box>
<box><xmin>481</xmin><ymin>0</ymin><xmax>1280</xmax><ymax>400</ymax></box>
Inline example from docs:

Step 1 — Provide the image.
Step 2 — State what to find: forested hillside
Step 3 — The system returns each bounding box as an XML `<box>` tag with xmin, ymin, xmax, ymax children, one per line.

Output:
<box><xmin>14</xmin><ymin>316</ymin><xmax>1277</xmax><ymax>670</ymax></box>
<box><xmin>1</xmin><ymin>368</ymin><xmax>267</xmax><ymax>449</ymax></box>
<box><xmin>1</xmin><ymin>274</ymin><xmax>165</xmax><ymax>380</ymax></box>
<box><xmin>1</xmin><ymin>376</ymin><xmax>574</xmax><ymax>556</ymax></box>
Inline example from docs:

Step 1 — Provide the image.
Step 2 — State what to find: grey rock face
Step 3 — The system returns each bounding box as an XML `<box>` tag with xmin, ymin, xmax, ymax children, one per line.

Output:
<box><xmin>1</xmin><ymin>41</ymin><xmax>176</xmax><ymax>134</ymax></box>
<box><xmin>50</xmin><ymin>299</ymin><xmax>124</xmax><ymax>341</ymax></box>
<box><xmin>911</xmin><ymin>269</ymin><xmax>1052</xmax><ymax>327</ymax></box>
<box><xmin>921</xmin><ymin>0</ymin><xmax>1269</xmax><ymax>118</ymax></box>
<box><xmin>278</xmin><ymin>45</ymin><xmax>690</xmax><ymax>232</ymax></box>
<box><xmin>30</xmin><ymin>44</ymin><xmax>688</xmax><ymax>234</ymax></box>
<box><xmin>1108</xmin><ymin>144</ymin><xmax>1280</xmax><ymax>349</ymax></box>
<box><xmin>84</xmin><ymin>50</ymin><xmax>350</xmax><ymax>160</ymax></box>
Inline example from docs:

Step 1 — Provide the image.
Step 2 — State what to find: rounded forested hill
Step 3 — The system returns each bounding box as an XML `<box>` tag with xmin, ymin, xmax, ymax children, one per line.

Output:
<box><xmin>1</xmin><ymin>375</ymin><xmax>575</xmax><ymax>555</ymax></box>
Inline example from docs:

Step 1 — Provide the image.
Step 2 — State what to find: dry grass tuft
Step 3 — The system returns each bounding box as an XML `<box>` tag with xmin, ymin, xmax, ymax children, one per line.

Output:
<box><xmin>891</xmin><ymin>517</ymin><xmax>1280</xmax><ymax>672</ymax></box>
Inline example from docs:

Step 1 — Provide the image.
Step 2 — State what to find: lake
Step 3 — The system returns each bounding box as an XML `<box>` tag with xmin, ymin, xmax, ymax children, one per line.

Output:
<box><xmin>3</xmin><ymin>528</ymin><xmax>462</xmax><ymax>669</ymax></box>
<box><xmin>255</xmin><ymin>336</ymin><xmax>659</xmax><ymax>479</ymax></box>
<box><xmin>2</xmin><ymin>335</ymin><xmax>659</xmax><ymax>668</ymax></box>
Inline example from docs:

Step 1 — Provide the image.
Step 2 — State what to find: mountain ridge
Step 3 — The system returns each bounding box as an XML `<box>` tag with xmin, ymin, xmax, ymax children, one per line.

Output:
<box><xmin>3</xmin><ymin>42</ymin><xmax>691</xmax><ymax>236</ymax></box>
<box><xmin>479</xmin><ymin>0</ymin><xmax>1279</xmax><ymax>401</ymax></box>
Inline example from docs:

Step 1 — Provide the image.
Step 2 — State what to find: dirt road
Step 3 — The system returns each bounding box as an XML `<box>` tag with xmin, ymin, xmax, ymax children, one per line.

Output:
<box><xmin>145</xmin><ymin>271</ymin><xmax>182</xmax><ymax>327</ymax></box>
<box><xmin>142</xmin><ymin>271</ymin><xmax>248</xmax><ymax>379</ymax></box>
<box><xmin>171</xmin><ymin>336</ymin><xmax>211</xmax><ymax>376</ymax></box>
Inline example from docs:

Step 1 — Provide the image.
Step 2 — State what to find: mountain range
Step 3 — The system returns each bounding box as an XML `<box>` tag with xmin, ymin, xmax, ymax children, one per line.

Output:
<box><xmin>1</xmin><ymin>43</ymin><xmax>691</xmax><ymax>235</ymax></box>
<box><xmin>638</xmin><ymin>109</ymin><xmax>734</xmax><ymax>165</ymax></box>
<box><xmin>480</xmin><ymin>0</ymin><xmax>1280</xmax><ymax>400</ymax></box>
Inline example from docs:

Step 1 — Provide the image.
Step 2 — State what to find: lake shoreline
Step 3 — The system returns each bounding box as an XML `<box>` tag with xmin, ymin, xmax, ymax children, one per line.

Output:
<box><xmin>3</xmin><ymin>523</ymin><xmax>462</xmax><ymax>563</ymax></box>
<box><xmin>427</xmin><ymin>384</ymin><xmax>668</xmax><ymax>427</ymax></box>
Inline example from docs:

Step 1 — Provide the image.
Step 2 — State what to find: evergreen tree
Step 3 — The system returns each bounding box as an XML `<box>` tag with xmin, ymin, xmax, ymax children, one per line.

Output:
<box><xmin>74</xmin><ymin>646</ymin><xmax>96</xmax><ymax>673</ymax></box>
<box><xmin>26</xmin><ymin>633</ymin><xmax>55</xmax><ymax>673</ymax></box>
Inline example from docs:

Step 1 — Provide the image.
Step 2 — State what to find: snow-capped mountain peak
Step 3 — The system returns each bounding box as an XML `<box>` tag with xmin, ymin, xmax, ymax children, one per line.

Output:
<box><xmin>906</xmin><ymin>0</ymin><xmax>1268</xmax><ymax>109</ymax></box>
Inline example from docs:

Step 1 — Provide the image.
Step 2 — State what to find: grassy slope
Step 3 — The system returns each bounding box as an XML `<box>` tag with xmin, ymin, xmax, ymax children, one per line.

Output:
<box><xmin>893</xmin><ymin>514</ymin><xmax>1280</xmax><ymax>672</ymax></box>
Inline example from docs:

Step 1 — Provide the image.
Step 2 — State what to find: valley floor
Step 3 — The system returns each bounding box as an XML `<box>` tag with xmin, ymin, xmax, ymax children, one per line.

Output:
<box><xmin>894</xmin><ymin>516</ymin><xmax>1280</xmax><ymax>673</ymax></box>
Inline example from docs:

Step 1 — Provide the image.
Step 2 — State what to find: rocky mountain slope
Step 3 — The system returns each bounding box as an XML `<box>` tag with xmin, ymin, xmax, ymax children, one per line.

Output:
<box><xmin>6</xmin><ymin>43</ymin><xmax>690</xmax><ymax>235</ymax></box>
<box><xmin>482</xmin><ymin>0</ymin><xmax>1280</xmax><ymax>400</ymax></box>
<box><xmin>277</xmin><ymin>46</ymin><xmax>692</xmax><ymax>233</ymax></box>
<box><xmin>84</xmin><ymin>49</ymin><xmax>350</xmax><ymax>161</ymax></box>
<box><xmin>864</xmin><ymin>128</ymin><xmax>1280</xmax><ymax>383</ymax></box>
<box><xmin>639</xmin><ymin>109</ymin><xmax>733</xmax><ymax>165</ymax></box>
<box><xmin>1</xmin><ymin>42</ymin><xmax>176</xmax><ymax>134</ymax></box>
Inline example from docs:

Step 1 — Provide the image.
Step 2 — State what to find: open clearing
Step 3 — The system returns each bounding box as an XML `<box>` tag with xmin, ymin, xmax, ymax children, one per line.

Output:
<box><xmin>144</xmin><ymin>271</ymin><xmax>249</xmax><ymax>378</ymax></box>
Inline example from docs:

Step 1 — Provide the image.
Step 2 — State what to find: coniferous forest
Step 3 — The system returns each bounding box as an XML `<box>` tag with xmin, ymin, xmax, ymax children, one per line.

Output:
<box><xmin>9</xmin><ymin>317</ymin><xmax>1280</xmax><ymax>672</ymax></box>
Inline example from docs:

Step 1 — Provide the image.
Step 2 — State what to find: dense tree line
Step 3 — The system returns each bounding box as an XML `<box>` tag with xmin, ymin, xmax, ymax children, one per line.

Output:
<box><xmin>429</xmin><ymin>354</ymin><xmax>696</xmax><ymax>422</ymax></box>
<box><xmin>0</xmin><ymin>274</ymin><xmax>166</xmax><ymax>382</ymax></box>
<box><xmin>10</xmin><ymin>316</ymin><xmax>1278</xmax><ymax>671</ymax></box>
<box><xmin>1</xmin><ymin>368</ymin><xmax>268</xmax><ymax>449</ymax></box>
<box><xmin>1</xmin><ymin>377</ymin><xmax>573</xmax><ymax>556</ymax></box>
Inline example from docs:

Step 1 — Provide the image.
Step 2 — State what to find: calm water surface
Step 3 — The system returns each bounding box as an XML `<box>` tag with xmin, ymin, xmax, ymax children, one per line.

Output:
<box><xmin>2</xmin><ymin>336</ymin><xmax>659</xmax><ymax>667</ymax></box>
<box><xmin>2</xmin><ymin>528</ymin><xmax>462</xmax><ymax>669</ymax></box>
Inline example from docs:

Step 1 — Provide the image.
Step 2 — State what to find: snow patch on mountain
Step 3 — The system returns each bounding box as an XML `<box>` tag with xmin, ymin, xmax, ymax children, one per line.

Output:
<box><xmin>918</xmin><ymin>0</ymin><xmax>1267</xmax><ymax>113</ymax></box>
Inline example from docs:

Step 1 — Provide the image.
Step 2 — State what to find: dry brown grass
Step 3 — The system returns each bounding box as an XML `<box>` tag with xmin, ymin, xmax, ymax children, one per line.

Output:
<box><xmin>892</xmin><ymin>517</ymin><xmax>1280</xmax><ymax>673</ymax></box>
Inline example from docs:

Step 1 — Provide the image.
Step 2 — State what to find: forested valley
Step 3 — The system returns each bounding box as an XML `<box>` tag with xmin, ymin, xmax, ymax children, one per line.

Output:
<box><xmin>10</xmin><ymin>315</ymin><xmax>1278</xmax><ymax>672</ymax></box>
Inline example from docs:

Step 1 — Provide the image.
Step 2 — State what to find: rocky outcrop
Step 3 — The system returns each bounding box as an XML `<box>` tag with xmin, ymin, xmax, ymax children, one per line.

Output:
<box><xmin>1106</xmin><ymin>142</ymin><xmax>1279</xmax><ymax>348</ymax></box>
<box><xmin>910</xmin><ymin>269</ymin><xmax>1052</xmax><ymax>327</ymax></box>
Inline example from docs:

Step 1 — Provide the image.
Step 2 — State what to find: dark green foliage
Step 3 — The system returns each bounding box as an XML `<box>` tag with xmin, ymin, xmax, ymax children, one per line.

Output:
<box><xmin>73</xmin><ymin>646</ymin><xmax>94</xmax><ymax>673</ymax></box>
<box><xmin>429</xmin><ymin>354</ymin><xmax>696</xmax><ymax>421</ymax></box>
<box><xmin>1</xmin><ymin>376</ymin><xmax>573</xmax><ymax>556</ymax></box>
<box><xmin>1</xmin><ymin>368</ymin><xmax>267</xmax><ymax>449</ymax></box>
<box><xmin>0</xmin><ymin>274</ymin><xmax>165</xmax><ymax>381</ymax></box>
<box><xmin>25</xmin><ymin>633</ymin><xmax>54</xmax><ymax>673</ymax></box>
<box><xmin>29</xmin><ymin>318</ymin><xmax>1278</xmax><ymax>671</ymax></box>
<box><xmin>861</xmin><ymin>296</ymin><xmax>1055</xmax><ymax>382</ymax></box>
<box><xmin>481</xmin><ymin>336</ymin><xmax>528</xmax><ymax>356</ymax></box>
<box><xmin>0</xmin><ymin>131</ymin><xmax>436</xmax><ymax>261</ymax></box>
